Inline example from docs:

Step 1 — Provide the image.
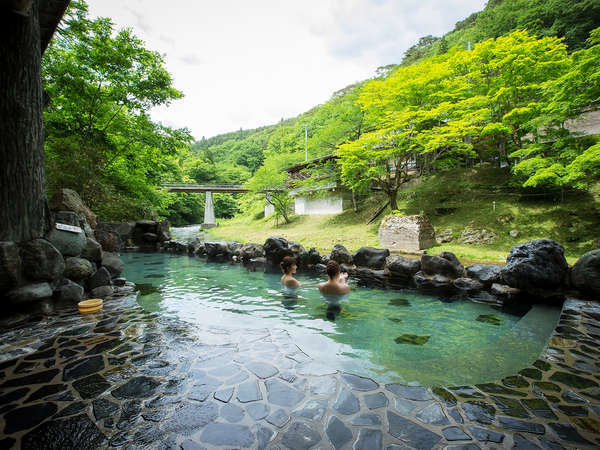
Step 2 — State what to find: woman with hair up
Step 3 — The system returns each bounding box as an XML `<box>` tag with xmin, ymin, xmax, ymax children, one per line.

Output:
<box><xmin>280</xmin><ymin>256</ymin><xmax>301</xmax><ymax>296</ymax></box>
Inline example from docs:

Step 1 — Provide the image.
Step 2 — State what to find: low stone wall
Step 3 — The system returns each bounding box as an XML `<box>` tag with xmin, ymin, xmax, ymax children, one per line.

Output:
<box><xmin>160</xmin><ymin>235</ymin><xmax>600</xmax><ymax>305</ymax></box>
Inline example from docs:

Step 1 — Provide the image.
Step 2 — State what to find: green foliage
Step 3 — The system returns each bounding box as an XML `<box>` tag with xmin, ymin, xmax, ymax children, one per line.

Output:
<box><xmin>42</xmin><ymin>0</ymin><xmax>192</xmax><ymax>221</ymax></box>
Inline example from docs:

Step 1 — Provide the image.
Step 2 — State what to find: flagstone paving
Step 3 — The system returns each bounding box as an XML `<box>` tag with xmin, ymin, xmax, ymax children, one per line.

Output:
<box><xmin>0</xmin><ymin>290</ymin><xmax>599</xmax><ymax>449</ymax></box>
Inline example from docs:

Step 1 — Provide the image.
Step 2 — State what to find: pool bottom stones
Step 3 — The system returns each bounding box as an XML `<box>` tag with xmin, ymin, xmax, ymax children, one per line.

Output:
<box><xmin>0</xmin><ymin>296</ymin><xmax>598</xmax><ymax>449</ymax></box>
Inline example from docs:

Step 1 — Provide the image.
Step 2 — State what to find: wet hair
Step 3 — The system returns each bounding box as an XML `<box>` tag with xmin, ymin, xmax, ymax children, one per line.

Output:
<box><xmin>280</xmin><ymin>256</ymin><xmax>297</xmax><ymax>274</ymax></box>
<box><xmin>326</xmin><ymin>260</ymin><xmax>341</xmax><ymax>278</ymax></box>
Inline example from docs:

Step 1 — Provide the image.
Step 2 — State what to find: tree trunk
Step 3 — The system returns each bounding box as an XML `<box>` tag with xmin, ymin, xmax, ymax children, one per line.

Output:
<box><xmin>0</xmin><ymin>0</ymin><xmax>49</xmax><ymax>243</ymax></box>
<box><xmin>389</xmin><ymin>190</ymin><xmax>398</xmax><ymax>211</ymax></box>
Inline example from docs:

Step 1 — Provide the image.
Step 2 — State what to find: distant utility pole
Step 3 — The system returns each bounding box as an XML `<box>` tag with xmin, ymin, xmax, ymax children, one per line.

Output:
<box><xmin>305</xmin><ymin>126</ymin><xmax>308</xmax><ymax>161</ymax></box>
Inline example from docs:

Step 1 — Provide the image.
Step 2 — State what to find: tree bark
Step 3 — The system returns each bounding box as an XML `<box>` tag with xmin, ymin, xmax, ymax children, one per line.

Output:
<box><xmin>0</xmin><ymin>0</ymin><xmax>49</xmax><ymax>242</ymax></box>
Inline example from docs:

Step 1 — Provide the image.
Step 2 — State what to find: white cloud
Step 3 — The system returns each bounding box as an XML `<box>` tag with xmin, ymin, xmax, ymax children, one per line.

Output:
<box><xmin>86</xmin><ymin>0</ymin><xmax>487</xmax><ymax>139</ymax></box>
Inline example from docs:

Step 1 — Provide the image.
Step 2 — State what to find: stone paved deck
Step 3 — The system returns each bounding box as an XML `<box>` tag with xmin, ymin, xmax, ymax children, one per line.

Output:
<box><xmin>0</xmin><ymin>289</ymin><xmax>599</xmax><ymax>449</ymax></box>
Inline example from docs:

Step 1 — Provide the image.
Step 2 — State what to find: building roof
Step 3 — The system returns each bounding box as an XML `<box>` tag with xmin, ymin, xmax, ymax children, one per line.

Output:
<box><xmin>285</xmin><ymin>154</ymin><xmax>339</xmax><ymax>173</ymax></box>
<box><xmin>40</xmin><ymin>0</ymin><xmax>71</xmax><ymax>54</ymax></box>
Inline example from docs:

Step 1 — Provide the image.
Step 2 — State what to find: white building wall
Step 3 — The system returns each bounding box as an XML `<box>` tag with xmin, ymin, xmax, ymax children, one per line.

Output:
<box><xmin>294</xmin><ymin>194</ymin><xmax>344</xmax><ymax>215</ymax></box>
<box><xmin>264</xmin><ymin>204</ymin><xmax>274</xmax><ymax>217</ymax></box>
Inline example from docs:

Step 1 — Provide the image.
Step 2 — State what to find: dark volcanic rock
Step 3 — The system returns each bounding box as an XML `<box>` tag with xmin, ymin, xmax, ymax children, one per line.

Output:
<box><xmin>53</xmin><ymin>279</ymin><xmax>84</xmax><ymax>303</ymax></box>
<box><xmin>87</xmin><ymin>266</ymin><xmax>112</xmax><ymax>290</ymax></box>
<box><xmin>454</xmin><ymin>277</ymin><xmax>484</xmax><ymax>292</ymax></box>
<box><xmin>501</xmin><ymin>239</ymin><xmax>568</xmax><ymax>291</ymax></box>
<box><xmin>102</xmin><ymin>253</ymin><xmax>124</xmax><ymax>277</ymax></box>
<box><xmin>465</xmin><ymin>264</ymin><xmax>502</xmax><ymax>287</ymax></box>
<box><xmin>239</xmin><ymin>243</ymin><xmax>264</xmax><ymax>261</ymax></box>
<box><xmin>421</xmin><ymin>252</ymin><xmax>464</xmax><ymax>279</ymax></box>
<box><xmin>297</xmin><ymin>247</ymin><xmax>321</xmax><ymax>268</ymax></box>
<box><xmin>386</xmin><ymin>255</ymin><xmax>421</xmax><ymax>280</ymax></box>
<box><xmin>21</xmin><ymin>413</ymin><xmax>106</xmax><ymax>449</ymax></box>
<box><xmin>20</xmin><ymin>238</ymin><xmax>65</xmax><ymax>281</ymax></box>
<box><xmin>413</xmin><ymin>271</ymin><xmax>454</xmax><ymax>290</ymax></box>
<box><xmin>64</xmin><ymin>257</ymin><xmax>93</xmax><ymax>280</ymax></box>
<box><xmin>263</xmin><ymin>236</ymin><xmax>294</xmax><ymax>266</ymax></box>
<box><xmin>352</xmin><ymin>246</ymin><xmax>389</xmax><ymax>269</ymax></box>
<box><xmin>81</xmin><ymin>238</ymin><xmax>103</xmax><ymax>263</ymax></box>
<box><xmin>330</xmin><ymin>244</ymin><xmax>353</xmax><ymax>265</ymax></box>
<box><xmin>92</xmin><ymin>398</ymin><xmax>119</xmax><ymax>420</ymax></box>
<box><xmin>72</xmin><ymin>374</ymin><xmax>111</xmax><ymax>399</ymax></box>
<box><xmin>1</xmin><ymin>368</ymin><xmax>59</xmax><ymax>388</ymax></box>
<box><xmin>8</xmin><ymin>282</ymin><xmax>53</xmax><ymax>305</ymax></box>
<box><xmin>570</xmin><ymin>249</ymin><xmax>600</xmax><ymax>296</ymax></box>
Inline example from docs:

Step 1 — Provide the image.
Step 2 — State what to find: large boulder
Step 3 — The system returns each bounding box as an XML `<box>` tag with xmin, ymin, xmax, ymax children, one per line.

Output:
<box><xmin>354</xmin><ymin>268</ymin><xmax>386</xmax><ymax>289</ymax></box>
<box><xmin>94</xmin><ymin>229</ymin><xmax>121</xmax><ymax>252</ymax></box>
<box><xmin>239</xmin><ymin>244</ymin><xmax>265</xmax><ymax>261</ymax></box>
<box><xmin>64</xmin><ymin>257</ymin><xmax>94</xmax><ymax>281</ymax></box>
<box><xmin>453</xmin><ymin>277</ymin><xmax>484</xmax><ymax>292</ymax></box>
<box><xmin>96</xmin><ymin>222</ymin><xmax>134</xmax><ymax>243</ymax></box>
<box><xmin>0</xmin><ymin>241</ymin><xmax>21</xmax><ymax>292</ymax></box>
<box><xmin>421</xmin><ymin>252</ymin><xmax>464</xmax><ymax>279</ymax></box>
<box><xmin>204</xmin><ymin>241</ymin><xmax>231</xmax><ymax>259</ymax></box>
<box><xmin>102</xmin><ymin>253</ymin><xmax>124</xmax><ymax>278</ymax></box>
<box><xmin>227</xmin><ymin>241</ymin><xmax>243</xmax><ymax>257</ymax></box>
<box><xmin>47</xmin><ymin>226</ymin><xmax>87</xmax><ymax>257</ymax></box>
<box><xmin>88</xmin><ymin>267</ymin><xmax>112</xmax><ymax>291</ymax></box>
<box><xmin>53</xmin><ymin>279</ymin><xmax>85</xmax><ymax>303</ymax></box>
<box><xmin>49</xmin><ymin>188</ymin><xmax>97</xmax><ymax>228</ymax></box>
<box><xmin>501</xmin><ymin>239</ymin><xmax>568</xmax><ymax>291</ymax></box>
<box><xmin>82</xmin><ymin>238</ymin><xmax>103</xmax><ymax>263</ymax></box>
<box><xmin>330</xmin><ymin>244</ymin><xmax>353</xmax><ymax>265</ymax></box>
<box><xmin>570</xmin><ymin>249</ymin><xmax>600</xmax><ymax>296</ymax></box>
<box><xmin>90</xmin><ymin>285</ymin><xmax>114</xmax><ymax>298</ymax></box>
<box><xmin>8</xmin><ymin>282</ymin><xmax>53</xmax><ymax>305</ymax></box>
<box><xmin>263</xmin><ymin>236</ymin><xmax>294</xmax><ymax>265</ymax></box>
<box><xmin>20</xmin><ymin>239</ymin><xmax>65</xmax><ymax>282</ymax></box>
<box><xmin>288</xmin><ymin>241</ymin><xmax>306</xmax><ymax>258</ymax></box>
<box><xmin>378</xmin><ymin>215</ymin><xmax>436</xmax><ymax>252</ymax></box>
<box><xmin>298</xmin><ymin>248</ymin><xmax>321</xmax><ymax>268</ymax></box>
<box><xmin>352</xmin><ymin>247</ymin><xmax>390</xmax><ymax>269</ymax></box>
<box><xmin>413</xmin><ymin>272</ymin><xmax>454</xmax><ymax>290</ymax></box>
<box><xmin>465</xmin><ymin>264</ymin><xmax>502</xmax><ymax>287</ymax></box>
<box><xmin>386</xmin><ymin>255</ymin><xmax>421</xmax><ymax>281</ymax></box>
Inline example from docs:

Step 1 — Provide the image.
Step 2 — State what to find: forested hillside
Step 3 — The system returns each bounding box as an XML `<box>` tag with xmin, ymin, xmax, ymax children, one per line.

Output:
<box><xmin>43</xmin><ymin>0</ymin><xmax>600</xmax><ymax>226</ymax></box>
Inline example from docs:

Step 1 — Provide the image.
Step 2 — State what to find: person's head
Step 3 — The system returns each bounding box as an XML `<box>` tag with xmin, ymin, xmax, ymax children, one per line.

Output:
<box><xmin>280</xmin><ymin>256</ymin><xmax>297</xmax><ymax>274</ymax></box>
<box><xmin>326</xmin><ymin>260</ymin><xmax>341</xmax><ymax>279</ymax></box>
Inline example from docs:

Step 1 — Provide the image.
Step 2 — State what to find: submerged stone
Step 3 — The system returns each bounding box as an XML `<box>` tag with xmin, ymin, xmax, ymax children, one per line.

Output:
<box><xmin>467</xmin><ymin>426</ymin><xmax>504</xmax><ymax>443</ymax></box>
<box><xmin>460</xmin><ymin>401</ymin><xmax>496</xmax><ymax>425</ymax></box>
<box><xmin>416</xmin><ymin>402</ymin><xmax>450</xmax><ymax>425</ymax></box>
<box><xmin>395</xmin><ymin>334</ymin><xmax>430</xmax><ymax>345</ymax></box>
<box><xmin>341</xmin><ymin>373</ymin><xmax>378</xmax><ymax>391</ymax></box>
<box><xmin>518</xmin><ymin>368</ymin><xmax>543</xmax><ymax>380</ymax></box>
<box><xmin>388</xmin><ymin>297</ymin><xmax>411</xmax><ymax>307</ymax></box>
<box><xmin>549</xmin><ymin>371</ymin><xmax>598</xmax><ymax>389</ymax></box>
<box><xmin>548</xmin><ymin>423</ymin><xmax>596</xmax><ymax>446</ymax></box>
<box><xmin>498</xmin><ymin>417</ymin><xmax>545</xmax><ymax>434</ymax></box>
<box><xmin>476</xmin><ymin>383</ymin><xmax>526</xmax><ymax>397</ymax></box>
<box><xmin>388</xmin><ymin>317</ymin><xmax>403</xmax><ymax>323</ymax></box>
<box><xmin>476</xmin><ymin>314</ymin><xmax>502</xmax><ymax>325</ymax></box>
<box><xmin>503</xmin><ymin>375</ymin><xmax>530</xmax><ymax>388</ymax></box>
<box><xmin>533</xmin><ymin>381</ymin><xmax>561</xmax><ymax>392</ymax></box>
<box><xmin>386</xmin><ymin>384</ymin><xmax>432</xmax><ymax>401</ymax></box>
<box><xmin>491</xmin><ymin>395</ymin><xmax>530</xmax><ymax>418</ymax></box>
<box><xmin>432</xmin><ymin>387</ymin><xmax>457</xmax><ymax>406</ymax></box>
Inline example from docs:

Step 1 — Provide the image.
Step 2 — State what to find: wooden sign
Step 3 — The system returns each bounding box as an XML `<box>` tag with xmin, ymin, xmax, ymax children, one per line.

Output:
<box><xmin>55</xmin><ymin>223</ymin><xmax>82</xmax><ymax>234</ymax></box>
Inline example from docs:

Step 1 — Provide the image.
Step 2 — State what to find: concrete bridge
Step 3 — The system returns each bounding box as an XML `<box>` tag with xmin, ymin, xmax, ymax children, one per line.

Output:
<box><xmin>162</xmin><ymin>183</ymin><xmax>249</xmax><ymax>229</ymax></box>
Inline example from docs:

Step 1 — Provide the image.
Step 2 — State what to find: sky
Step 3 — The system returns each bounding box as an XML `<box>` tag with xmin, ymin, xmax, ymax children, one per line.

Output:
<box><xmin>87</xmin><ymin>0</ymin><xmax>487</xmax><ymax>141</ymax></box>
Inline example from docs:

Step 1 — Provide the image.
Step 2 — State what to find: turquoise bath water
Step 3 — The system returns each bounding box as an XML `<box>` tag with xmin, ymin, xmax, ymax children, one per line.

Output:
<box><xmin>121</xmin><ymin>252</ymin><xmax>561</xmax><ymax>386</ymax></box>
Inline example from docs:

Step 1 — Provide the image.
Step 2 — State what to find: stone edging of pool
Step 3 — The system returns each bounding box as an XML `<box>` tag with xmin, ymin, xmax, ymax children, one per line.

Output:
<box><xmin>0</xmin><ymin>283</ymin><xmax>598</xmax><ymax>449</ymax></box>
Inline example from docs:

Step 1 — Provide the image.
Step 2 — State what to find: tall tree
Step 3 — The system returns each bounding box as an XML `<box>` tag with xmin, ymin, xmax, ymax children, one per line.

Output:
<box><xmin>0</xmin><ymin>0</ymin><xmax>49</xmax><ymax>242</ymax></box>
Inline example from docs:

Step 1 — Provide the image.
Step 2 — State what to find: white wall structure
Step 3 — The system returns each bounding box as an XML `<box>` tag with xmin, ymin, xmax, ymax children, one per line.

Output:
<box><xmin>294</xmin><ymin>193</ymin><xmax>344</xmax><ymax>215</ymax></box>
<box><xmin>264</xmin><ymin>203</ymin><xmax>275</xmax><ymax>217</ymax></box>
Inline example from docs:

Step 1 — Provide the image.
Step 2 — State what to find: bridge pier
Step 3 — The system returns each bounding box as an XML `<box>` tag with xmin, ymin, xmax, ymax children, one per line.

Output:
<box><xmin>202</xmin><ymin>192</ymin><xmax>217</xmax><ymax>229</ymax></box>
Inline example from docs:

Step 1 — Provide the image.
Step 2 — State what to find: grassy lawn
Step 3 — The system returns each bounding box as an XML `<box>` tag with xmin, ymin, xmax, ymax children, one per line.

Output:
<box><xmin>207</xmin><ymin>168</ymin><xmax>600</xmax><ymax>266</ymax></box>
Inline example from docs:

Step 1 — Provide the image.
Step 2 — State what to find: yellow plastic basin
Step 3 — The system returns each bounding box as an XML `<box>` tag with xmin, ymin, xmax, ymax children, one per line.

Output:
<box><xmin>78</xmin><ymin>298</ymin><xmax>103</xmax><ymax>314</ymax></box>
